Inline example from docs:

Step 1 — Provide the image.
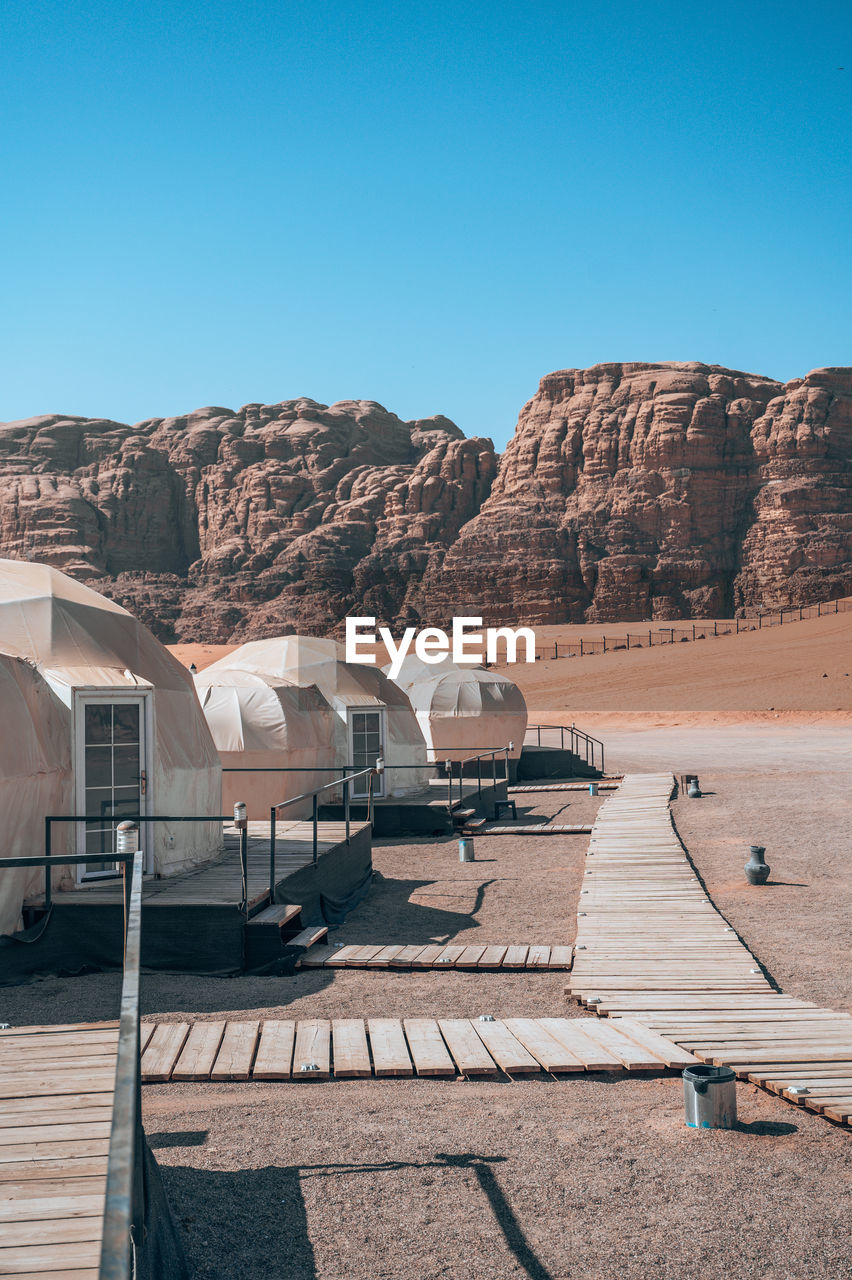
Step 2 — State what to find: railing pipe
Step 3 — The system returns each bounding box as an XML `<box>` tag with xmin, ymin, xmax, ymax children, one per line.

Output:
<box><xmin>312</xmin><ymin>794</ymin><xmax>319</xmax><ymax>866</ymax></box>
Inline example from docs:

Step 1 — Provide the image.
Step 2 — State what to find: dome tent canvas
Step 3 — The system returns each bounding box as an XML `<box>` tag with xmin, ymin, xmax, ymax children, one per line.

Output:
<box><xmin>0</xmin><ymin>559</ymin><xmax>221</xmax><ymax>890</ymax></box>
<box><xmin>0</xmin><ymin>654</ymin><xmax>72</xmax><ymax>935</ymax></box>
<box><xmin>194</xmin><ymin>667</ymin><xmax>336</xmax><ymax>819</ymax></box>
<box><xmin>203</xmin><ymin>635</ymin><xmax>430</xmax><ymax>799</ymax></box>
<box><xmin>384</xmin><ymin>654</ymin><xmax>528</xmax><ymax>777</ymax></box>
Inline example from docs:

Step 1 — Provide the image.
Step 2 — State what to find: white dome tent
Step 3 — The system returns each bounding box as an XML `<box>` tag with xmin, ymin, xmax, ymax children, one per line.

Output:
<box><xmin>203</xmin><ymin>635</ymin><xmax>430</xmax><ymax>799</ymax></box>
<box><xmin>0</xmin><ymin>654</ymin><xmax>73</xmax><ymax>935</ymax></box>
<box><xmin>385</xmin><ymin>655</ymin><xmax>528</xmax><ymax>781</ymax></box>
<box><xmin>0</xmin><ymin>559</ymin><xmax>221</xmax><ymax>893</ymax></box>
<box><xmin>194</xmin><ymin>667</ymin><xmax>336</xmax><ymax>818</ymax></box>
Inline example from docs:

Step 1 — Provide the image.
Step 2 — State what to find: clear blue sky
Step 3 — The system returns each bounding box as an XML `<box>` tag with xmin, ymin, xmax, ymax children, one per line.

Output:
<box><xmin>2</xmin><ymin>1</ymin><xmax>850</xmax><ymax>448</ymax></box>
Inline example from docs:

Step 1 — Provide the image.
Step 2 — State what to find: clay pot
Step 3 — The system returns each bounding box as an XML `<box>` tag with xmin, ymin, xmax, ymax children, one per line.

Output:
<box><xmin>744</xmin><ymin>845</ymin><xmax>770</xmax><ymax>885</ymax></box>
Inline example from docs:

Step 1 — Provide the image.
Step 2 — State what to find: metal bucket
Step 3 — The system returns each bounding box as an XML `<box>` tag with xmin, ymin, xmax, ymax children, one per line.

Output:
<box><xmin>683</xmin><ymin>1064</ymin><xmax>737</xmax><ymax>1128</ymax></box>
<box><xmin>458</xmin><ymin>837</ymin><xmax>474</xmax><ymax>862</ymax></box>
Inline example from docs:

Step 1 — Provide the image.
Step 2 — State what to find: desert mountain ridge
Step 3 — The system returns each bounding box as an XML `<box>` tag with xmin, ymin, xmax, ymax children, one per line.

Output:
<box><xmin>1</xmin><ymin>360</ymin><xmax>850</xmax><ymax>642</ymax></box>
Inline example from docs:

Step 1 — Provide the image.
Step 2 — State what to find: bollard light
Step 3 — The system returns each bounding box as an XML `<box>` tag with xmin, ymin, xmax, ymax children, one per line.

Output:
<box><xmin>445</xmin><ymin>758</ymin><xmax>452</xmax><ymax>775</ymax></box>
<box><xmin>233</xmin><ymin>801</ymin><xmax>247</xmax><ymax>829</ymax></box>
<box><xmin>508</xmin><ymin>741</ymin><xmax>514</xmax><ymax>752</ymax></box>
<box><xmin>375</xmin><ymin>756</ymin><xmax>385</xmax><ymax>774</ymax></box>
<box><xmin>116</xmin><ymin>820</ymin><xmax>139</xmax><ymax>856</ymax></box>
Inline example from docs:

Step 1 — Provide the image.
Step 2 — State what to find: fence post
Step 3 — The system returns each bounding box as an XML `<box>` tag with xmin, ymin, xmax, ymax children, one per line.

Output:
<box><xmin>269</xmin><ymin>807</ymin><xmax>277</xmax><ymax>906</ymax></box>
<box><xmin>580</xmin><ymin>638</ymin><xmax>584</xmax><ymax>656</ymax></box>
<box><xmin>344</xmin><ymin>778</ymin><xmax>350</xmax><ymax>845</ymax></box>
<box><xmin>554</xmin><ymin>641</ymin><xmax>558</xmax><ymax>659</ymax></box>
<box><xmin>649</xmin><ymin>630</ymin><xmax>652</xmax><ymax>646</ymax></box>
<box><xmin>692</xmin><ymin>624</ymin><xmax>696</xmax><ymax>640</ymax></box>
<box><xmin>602</xmin><ymin>635</ymin><xmax>606</xmax><ymax>653</ymax></box>
<box><xmin>818</xmin><ymin>601</ymin><xmax>821</xmax><ymax>616</ymax></box>
<box><xmin>312</xmin><ymin>794</ymin><xmax>318</xmax><ymax>866</ymax></box>
<box><xmin>626</xmin><ymin>634</ymin><xmax>630</xmax><ymax>650</ymax></box>
<box><xmin>736</xmin><ymin>618</ymin><xmax>739</xmax><ymax>633</ymax></box>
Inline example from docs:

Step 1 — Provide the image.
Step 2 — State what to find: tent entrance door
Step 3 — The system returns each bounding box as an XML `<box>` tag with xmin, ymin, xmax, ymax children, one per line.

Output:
<box><xmin>75</xmin><ymin>695</ymin><xmax>152</xmax><ymax>882</ymax></box>
<box><xmin>348</xmin><ymin>709</ymin><xmax>384</xmax><ymax>799</ymax></box>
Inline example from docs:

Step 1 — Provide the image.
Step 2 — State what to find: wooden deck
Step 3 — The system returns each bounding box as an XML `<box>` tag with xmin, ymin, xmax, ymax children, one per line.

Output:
<box><xmin>26</xmin><ymin>820</ymin><xmax>369</xmax><ymax>912</ymax></box>
<box><xmin>139</xmin><ymin>1014</ymin><xmax>695</xmax><ymax>1082</ymax></box>
<box><xmin>0</xmin><ymin>1020</ymin><xmax>119</xmax><ymax>1278</ymax></box>
<box><xmin>570</xmin><ymin>774</ymin><xmax>852</xmax><ymax>1126</ymax></box>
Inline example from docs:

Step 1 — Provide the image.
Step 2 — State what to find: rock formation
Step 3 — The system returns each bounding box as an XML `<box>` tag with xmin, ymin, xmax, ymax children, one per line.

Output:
<box><xmin>0</xmin><ymin>364</ymin><xmax>849</xmax><ymax>639</ymax></box>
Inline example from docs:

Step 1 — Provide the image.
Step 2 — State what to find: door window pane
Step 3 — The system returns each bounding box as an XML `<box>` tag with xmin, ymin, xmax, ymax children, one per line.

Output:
<box><xmin>84</xmin><ymin>747</ymin><xmax>112</xmax><ymax>789</ymax></box>
<box><xmin>85</xmin><ymin>706</ymin><xmax>112</xmax><ymax>744</ymax></box>
<box><xmin>113</xmin><ymin>745</ymin><xmax>140</xmax><ymax>787</ymax></box>
<box><xmin>113</xmin><ymin>705</ymin><xmax>140</xmax><ymax>743</ymax></box>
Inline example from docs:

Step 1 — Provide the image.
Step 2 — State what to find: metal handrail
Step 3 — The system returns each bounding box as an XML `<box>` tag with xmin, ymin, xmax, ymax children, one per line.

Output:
<box><xmin>99</xmin><ymin>843</ymin><xmax>144</xmax><ymax>1279</ymax></box>
<box><xmin>440</xmin><ymin>746</ymin><xmax>510</xmax><ymax>818</ymax></box>
<box><xmin>524</xmin><ymin>723</ymin><xmax>605</xmax><ymax>774</ymax></box>
<box><xmin>268</xmin><ymin>766</ymin><xmax>376</xmax><ymax>901</ymax></box>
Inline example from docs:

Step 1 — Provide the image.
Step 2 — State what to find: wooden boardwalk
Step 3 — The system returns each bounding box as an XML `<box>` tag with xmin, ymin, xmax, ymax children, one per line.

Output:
<box><xmin>0</xmin><ymin>1020</ymin><xmax>119</xmax><ymax>1278</ymax></box>
<box><xmin>25</xmin><ymin>820</ymin><xmax>367</xmax><ymax>911</ymax></box>
<box><xmin>139</xmin><ymin>1015</ymin><xmax>694</xmax><ymax>1082</ymax></box>
<box><xmin>298</xmin><ymin>943</ymin><xmax>574</xmax><ymax>969</ymax></box>
<box><xmin>570</xmin><ymin>773</ymin><xmax>852</xmax><ymax>1126</ymax></box>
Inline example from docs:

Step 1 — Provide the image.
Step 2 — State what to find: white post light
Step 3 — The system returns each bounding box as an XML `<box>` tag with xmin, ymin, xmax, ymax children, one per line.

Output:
<box><xmin>375</xmin><ymin>757</ymin><xmax>385</xmax><ymax>774</ymax></box>
<box><xmin>116</xmin><ymin>820</ymin><xmax>139</xmax><ymax>856</ymax></box>
<box><xmin>233</xmin><ymin>801</ymin><xmax>247</xmax><ymax>829</ymax></box>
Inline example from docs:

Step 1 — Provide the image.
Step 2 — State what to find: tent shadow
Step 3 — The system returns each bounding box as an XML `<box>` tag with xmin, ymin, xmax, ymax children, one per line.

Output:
<box><xmin>326</xmin><ymin>875</ymin><xmax>498</xmax><ymax>945</ymax></box>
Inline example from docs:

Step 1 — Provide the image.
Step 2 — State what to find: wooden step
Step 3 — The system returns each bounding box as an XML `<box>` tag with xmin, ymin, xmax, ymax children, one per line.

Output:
<box><xmin>246</xmin><ymin>903</ymin><xmax>302</xmax><ymax>929</ymax></box>
<box><xmin>452</xmin><ymin>808</ymin><xmax>477</xmax><ymax>823</ymax></box>
<box><xmin>462</xmin><ymin>818</ymin><xmax>488</xmax><ymax>833</ymax></box>
<box><xmin>289</xmin><ymin>925</ymin><xmax>329</xmax><ymax>950</ymax></box>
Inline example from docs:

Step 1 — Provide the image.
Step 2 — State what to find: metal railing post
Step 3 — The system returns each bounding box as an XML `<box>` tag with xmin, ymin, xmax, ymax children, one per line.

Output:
<box><xmin>344</xmin><ymin>778</ymin><xmax>350</xmax><ymax>845</ymax></box>
<box><xmin>269</xmin><ymin>807</ymin><xmax>277</xmax><ymax>906</ymax></box>
<box><xmin>240</xmin><ymin>826</ymin><xmax>248</xmax><ymax>917</ymax></box>
<box><xmin>44</xmin><ymin>817</ymin><xmax>52</xmax><ymax>911</ymax></box>
<box><xmin>312</xmin><ymin>794</ymin><xmax>319</xmax><ymax>865</ymax></box>
<box><xmin>477</xmin><ymin>758</ymin><xmax>482</xmax><ymax>811</ymax></box>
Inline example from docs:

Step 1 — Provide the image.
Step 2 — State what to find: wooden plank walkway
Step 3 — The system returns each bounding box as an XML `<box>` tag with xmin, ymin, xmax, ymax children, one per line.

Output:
<box><xmin>0</xmin><ymin>1021</ymin><xmax>119</xmax><ymax>1278</ymax></box>
<box><xmin>509</xmin><ymin>782</ymin><xmax>619</xmax><ymax>793</ymax></box>
<box><xmin>298</xmin><ymin>943</ymin><xmax>574</xmax><ymax>970</ymax></box>
<box><xmin>139</xmin><ymin>1016</ymin><xmax>692</xmax><ymax>1082</ymax></box>
<box><xmin>569</xmin><ymin>773</ymin><xmax>852</xmax><ymax>1127</ymax></box>
<box><xmin>479</xmin><ymin>824</ymin><xmax>592</xmax><ymax>836</ymax></box>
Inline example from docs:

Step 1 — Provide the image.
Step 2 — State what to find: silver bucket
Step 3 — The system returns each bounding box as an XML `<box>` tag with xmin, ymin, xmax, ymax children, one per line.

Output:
<box><xmin>683</xmin><ymin>1064</ymin><xmax>737</xmax><ymax>1128</ymax></box>
<box><xmin>458</xmin><ymin>837</ymin><xmax>474</xmax><ymax>862</ymax></box>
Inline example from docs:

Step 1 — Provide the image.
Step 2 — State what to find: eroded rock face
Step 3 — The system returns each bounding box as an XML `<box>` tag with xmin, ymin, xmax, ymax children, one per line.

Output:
<box><xmin>419</xmin><ymin>363</ymin><xmax>852</xmax><ymax>622</ymax></box>
<box><xmin>0</xmin><ymin>365</ymin><xmax>848</xmax><ymax>639</ymax></box>
<box><xmin>0</xmin><ymin>400</ymin><xmax>498</xmax><ymax>640</ymax></box>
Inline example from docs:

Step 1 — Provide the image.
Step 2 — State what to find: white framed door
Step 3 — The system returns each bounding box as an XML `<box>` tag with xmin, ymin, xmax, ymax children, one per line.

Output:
<box><xmin>75</xmin><ymin>695</ymin><xmax>152</xmax><ymax>881</ymax></box>
<box><xmin>348</xmin><ymin>709</ymin><xmax>385</xmax><ymax>799</ymax></box>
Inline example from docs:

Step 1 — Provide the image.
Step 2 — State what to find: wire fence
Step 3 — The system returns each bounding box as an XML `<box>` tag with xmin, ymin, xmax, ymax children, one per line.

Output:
<box><xmin>513</xmin><ymin>597</ymin><xmax>851</xmax><ymax>663</ymax></box>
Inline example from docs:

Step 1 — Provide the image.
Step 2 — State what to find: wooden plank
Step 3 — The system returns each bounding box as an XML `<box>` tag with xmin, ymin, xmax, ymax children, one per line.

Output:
<box><xmin>0</xmin><ymin>1216</ymin><xmax>104</xmax><ymax>1247</ymax></box>
<box><xmin>210</xmin><ymin>1022</ymin><xmax>260</xmax><ymax>1081</ymax></box>
<box><xmin>0</xmin><ymin>1139</ymin><xmax>110</xmax><ymax>1164</ymax></box>
<box><xmin>409</xmin><ymin>945</ymin><xmax>444</xmax><ymax>969</ymax></box>
<box><xmin>537</xmin><ymin>1019</ymin><xmax>625</xmax><ymax>1070</ymax></box>
<box><xmin>0</xmin><ymin>1022</ymin><xmax>118</xmax><ymax>1038</ymax></box>
<box><xmin>503</xmin><ymin>1020</ymin><xmax>585</xmax><ymax>1072</ymax></box>
<box><xmin>325</xmin><ymin>945</ymin><xmax>363</xmax><ymax>966</ymax></box>
<box><xmin>252</xmin><ymin>1021</ymin><xmax>296</xmax><ymax>1080</ymax></box>
<box><xmin>434</xmin><ymin>945</ymin><xmax>467</xmax><ymax>967</ymax></box>
<box><xmin>293</xmin><ymin>1020</ymin><xmax>331</xmax><ymax>1079</ymax></box>
<box><xmin>0</xmin><ymin>1241</ymin><xmax>101</xmax><ymax>1271</ymax></box>
<box><xmin>455</xmin><ymin>946</ymin><xmax>487</xmax><ymax>968</ymax></box>
<box><xmin>389</xmin><ymin>945</ymin><xmax>429</xmax><ymax>968</ymax></box>
<box><xmin>471</xmin><ymin>1021</ymin><xmax>540</xmax><ymax>1074</ymax></box>
<box><xmin>609</xmin><ymin>1018</ymin><xmax>698</xmax><ymax>1067</ymax></box>
<box><xmin>438</xmin><ymin>1020</ymin><xmax>499</xmax><ymax>1076</ymax></box>
<box><xmin>367</xmin><ymin>1019</ymin><xmax>413</xmax><ymax>1077</ymax></box>
<box><xmin>502</xmin><ymin>946</ymin><xmax>529</xmax><ymax>969</ymax></box>
<box><xmin>140</xmin><ymin>1023</ymin><xmax>190</xmax><ymax>1083</ymax></box>
<box><xmin>331</xmin><ymin>1020</ymin><xmax>372</xmax><ymax>1078</ymax></box>
<box><xmin>171</xmin><ymin>1022</ymin><xmax>226</xmax><ymax>1082</ymax></box>
<box><xmin>526</xmin><ymin>946</ymin><xmax>551</xmax><ymax>968</ymax></box>
<box><xmin>477</xmin><ymin>945</ymin><xmax>508</xmax><ymax>968</ymax></box>
<box><xmin>402</xmin><ymin>1019</ymin><xmax>456</xmax><ymax>1077</ymax></box>
<box><xmin>547</xmin><ymin>946</ymin><xmax>573</xmax><ymax>969</ymax></box>
<box><xmin>365</xmin><ymin>945</ymin><xmax>404</xmax><ymax>967</ymax></box>
<box><xmin>0</xmin><ymin>1122</ymin><xmax>112</xmax><ymax>1147</ymax></box>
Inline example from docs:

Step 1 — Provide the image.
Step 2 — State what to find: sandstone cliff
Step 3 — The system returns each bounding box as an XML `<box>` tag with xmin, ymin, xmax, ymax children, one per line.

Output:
<box><xmin>0</xmin><ymin>364</ymin><xmax>849</xmax><ymax>639</ymax></box>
